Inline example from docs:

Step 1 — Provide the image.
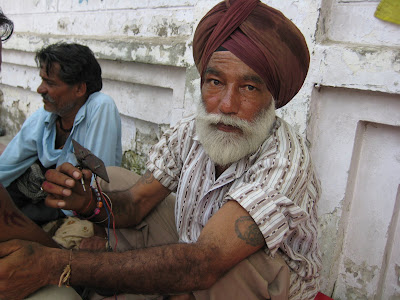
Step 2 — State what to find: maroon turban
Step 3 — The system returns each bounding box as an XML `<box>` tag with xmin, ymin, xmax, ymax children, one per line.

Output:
<box><xmin>193</xmin><ymin>0</ymin><xmax>310</xmax><ymax>108</ymax></box>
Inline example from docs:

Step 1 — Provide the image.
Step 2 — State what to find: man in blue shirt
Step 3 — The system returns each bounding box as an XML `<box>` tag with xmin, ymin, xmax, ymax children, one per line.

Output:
<box><xmin>0</xmin><ymin>42</ymin><xmax>122</xmax><ymax>224</ymax></box>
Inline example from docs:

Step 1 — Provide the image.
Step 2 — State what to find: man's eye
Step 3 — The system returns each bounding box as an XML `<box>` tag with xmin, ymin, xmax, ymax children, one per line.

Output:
<box><xmin>212</xmin><ymin>79</ymin><xmax>220</xmax><ymax>85</ymax></box>
<box><xmin>246</xmin><ymin>85</ymin><xmax>256</xmax><ymax>91</ymax></box>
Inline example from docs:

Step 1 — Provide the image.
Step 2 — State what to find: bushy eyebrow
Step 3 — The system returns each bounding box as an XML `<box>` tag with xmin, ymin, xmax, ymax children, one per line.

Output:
<box><xmin>204</xmin><ymin>67</ymin><xmax>220</xmax><ymax>76</ymax></box>
<box><xmin>243</xmin><ymin>74</ymin><xmax>264</xmax><ymax>85</ymax></box>
<box><xmin>205</xmin><ymin>66</ymin><xmax>265</xmax><ymax>85</ymax></box>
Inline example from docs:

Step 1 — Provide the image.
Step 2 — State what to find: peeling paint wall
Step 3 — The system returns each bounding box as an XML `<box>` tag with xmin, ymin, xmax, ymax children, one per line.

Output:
<box><xmin>309</xmin><ymin>0</ymin><xmax>400</xmax><ymax>299</ymax></box>
<box><xmin>0</xmin><ymin>0</ymin><xmax>399</xmax><ymax>298</ymax></box>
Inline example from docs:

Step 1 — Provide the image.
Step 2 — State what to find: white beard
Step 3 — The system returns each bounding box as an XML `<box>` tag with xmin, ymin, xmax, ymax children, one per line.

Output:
<box><xmin>195</xmin><ymin>100</ymin><xmax>276</xmax><ymax>167</ymax></box>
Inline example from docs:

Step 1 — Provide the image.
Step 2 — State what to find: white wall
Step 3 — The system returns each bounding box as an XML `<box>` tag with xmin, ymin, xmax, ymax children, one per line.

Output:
<box><xmin>308</xmin><ymin>0</ymin><xmax>400</xmax><ymax>298</ymax></box>
<box><xmin>0</xmin><ymin>0</ymin><xmax>399</xmax><ymax>298</ymax></box>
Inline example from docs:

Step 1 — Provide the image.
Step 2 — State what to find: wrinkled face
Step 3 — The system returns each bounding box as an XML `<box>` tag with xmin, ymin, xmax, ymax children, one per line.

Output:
<box><xmin>37</xmin><ymin>62</ymin><xmax>82</xmax><ymax>117</ymax></box>
<box><xmin>196</xmin><ymin>51</ymin><xmax>276</xmax><ymax>166</ymax></box>
<box><xmin>201</xmin><ymin>51</ymin><xmax>273</xmax><ymax>131</ymax></box>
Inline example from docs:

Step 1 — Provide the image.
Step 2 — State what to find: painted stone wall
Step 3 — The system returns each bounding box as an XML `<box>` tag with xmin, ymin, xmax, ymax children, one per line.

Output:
<box><xmin>308</xmin><ymin>0</ymin><xmax>400</xmax><ymax>298</ymax></box>
<box><xmin>0</xmin><ymin>0</ymin><xmax>320</xmax><ymax>171</ymax></box>
<box><xmin>0</xmin><ymin>0</ymin><xmax>399</xmax><ymax>298</ymax></box>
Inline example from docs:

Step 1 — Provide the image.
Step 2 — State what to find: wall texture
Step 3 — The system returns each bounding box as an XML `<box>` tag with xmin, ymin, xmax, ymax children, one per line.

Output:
<box><xmin>0</xmin><ymin>0</ymin><xmax>399</xmax><ymax>298</ymax></box>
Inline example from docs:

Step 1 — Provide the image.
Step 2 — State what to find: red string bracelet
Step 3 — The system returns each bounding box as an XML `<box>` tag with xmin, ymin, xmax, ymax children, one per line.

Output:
<box><xmin>79</xmin><ymin>188</ymin><xmax>94</xmax><ymax>215</ymax></box>
<box><xmin>73</xmin><ymin>187</ymin><xmax>102</xmax><ymax>220</ymax></box>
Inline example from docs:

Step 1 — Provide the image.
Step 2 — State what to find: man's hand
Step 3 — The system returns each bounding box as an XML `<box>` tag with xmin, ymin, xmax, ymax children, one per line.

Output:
<box><xmin>0</xmin><ymin>240</ymin><xmax>63</xmax><ymax>300</ymax></box>
<box><xmin>42</xmin><ymin>162</ymin><xmax>93</xmax><ymax>213</ymax></box>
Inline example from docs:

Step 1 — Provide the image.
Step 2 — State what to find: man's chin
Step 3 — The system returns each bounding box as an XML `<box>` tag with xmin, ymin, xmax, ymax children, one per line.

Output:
<box><xmin>43</xmin><ymin>102</ymin><xmax>55</xmax><ymax>113</ymax></box>
<box><xmin>198</xmin><ymin>129</ymin><xmax>254</xmax><ymax>166</ymax></box>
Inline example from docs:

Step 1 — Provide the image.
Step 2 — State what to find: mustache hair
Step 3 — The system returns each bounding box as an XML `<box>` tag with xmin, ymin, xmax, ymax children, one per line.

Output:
<box><xmin>42</xmin><ymin>94</ymin><xmax>55</xmax><ymax>103</ymax></box>
<box><xmin>195</xmin><ymin>108</ymin><xmax>254</xmax><ymax>135</ymax></box>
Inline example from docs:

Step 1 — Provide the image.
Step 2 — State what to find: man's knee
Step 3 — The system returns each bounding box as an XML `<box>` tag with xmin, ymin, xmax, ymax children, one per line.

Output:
<box><xmin>194</xmin><ymin>250</ymin><xmax>290</xmax><ymax>300</ymax></box>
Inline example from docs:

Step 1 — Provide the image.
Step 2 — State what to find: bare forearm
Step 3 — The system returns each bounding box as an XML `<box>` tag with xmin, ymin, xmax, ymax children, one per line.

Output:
<box><xmin>92</xmin><ymin>171</ymin><xmax>170</xmax><ymax>228</ymax></box>
<box><xmin>91</xmin><ymin>189</ymin><xmax>141</xmax><ymax>227</ymax></box>
<box><xmin>61</xmin><ymin>244</ymin><xmax>220</xmax><ymax>294</ymax></box>
<box><xmin>0</xmin><ymin>190</ymin><xmax>58</xmax><ymax>248</ymax></box>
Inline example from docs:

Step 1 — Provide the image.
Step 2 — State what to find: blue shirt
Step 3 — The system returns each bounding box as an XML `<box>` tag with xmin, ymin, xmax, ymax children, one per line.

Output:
<box><xmin>0</xmin><ymin>91</ymin><xmax>122</xmax><ymax>189</ymax></box>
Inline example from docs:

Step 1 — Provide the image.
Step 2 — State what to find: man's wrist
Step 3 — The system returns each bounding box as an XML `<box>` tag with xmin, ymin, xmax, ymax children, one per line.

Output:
<box><xmin>75</xmin><ymin>187</ymin><xmax>98</xmax><ymax>216</ymax></box>
<box><xmin>73</xmin><ymin>187</ymin><xmax>110</xmax><ymax>222</ymax></box>
<box><xmin>46</xmin><ymin>248</ymin><xmax>71</xmax><ymax>286</ymax></box>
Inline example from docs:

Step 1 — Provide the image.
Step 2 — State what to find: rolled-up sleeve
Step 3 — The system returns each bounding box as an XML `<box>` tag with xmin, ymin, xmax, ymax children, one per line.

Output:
<box><xmin>226</xmin><ymin>183</ymin><xmax>309</xmax><ymax>255</ymax></box>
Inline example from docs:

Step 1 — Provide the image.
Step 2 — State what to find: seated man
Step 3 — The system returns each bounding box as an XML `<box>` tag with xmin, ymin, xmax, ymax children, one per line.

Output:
<box><xmin>0</xmin><ymin>8</ymin><xmax>58</xmax><ymax>249</ymax></box>
<box><xmin>0</xmin><ymin>42</ymin><xmax>122</xmax><ymax>224</ymax></box>
<box><xmin>0</xmin><ymin>1</ymin><xmax>321</xmax><ymax>299</ymax></box>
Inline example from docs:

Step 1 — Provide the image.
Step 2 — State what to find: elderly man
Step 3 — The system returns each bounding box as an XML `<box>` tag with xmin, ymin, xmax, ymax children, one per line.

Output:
<box><xmin>0</xmin><ymin>1</ymin><xmax>321</xmax><ymax>299</ymax></box>
<box><xmin>0</xmin><ymin>42</ymin><xmax>122</xmax><ymax>224</ymax></box>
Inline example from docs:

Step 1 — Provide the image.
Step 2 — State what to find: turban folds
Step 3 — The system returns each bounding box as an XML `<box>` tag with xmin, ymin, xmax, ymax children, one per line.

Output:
<box><xmin>193</xmin><ymin>0</ymin><xmax>310</xmax><ymax>108</ymax></box>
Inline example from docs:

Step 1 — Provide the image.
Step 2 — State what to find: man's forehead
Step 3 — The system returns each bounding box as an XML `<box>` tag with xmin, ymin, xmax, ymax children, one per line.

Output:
<box><xmin>40</xmin><ymin>61</ymin><xmax>60</xmax><ymax>78</ymax></box>
<box><xmin>207</xmin><ymin>51</ymin><xmax>247</xmax><ymax>70</ymax></box>
<box><xmin>206</xmin><ymin>51</ymin><xmax>265</xmax><ymax>84</ymax></box>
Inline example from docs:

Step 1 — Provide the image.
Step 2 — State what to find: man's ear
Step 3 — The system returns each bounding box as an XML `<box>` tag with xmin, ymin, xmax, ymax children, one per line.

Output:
<box><xmin>75</xmin><ymin>82</ymin><xmax>87</xmax><ymax>97</ymax></box>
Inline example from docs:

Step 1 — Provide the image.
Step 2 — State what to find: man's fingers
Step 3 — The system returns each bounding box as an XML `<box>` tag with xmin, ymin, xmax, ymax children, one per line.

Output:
<box><xmin>42</xmin><ymin>162</ymin><xmax>93</xmax><ymax>210</ymax></box>
<box><xmin>56</xmin><ymin>162</ymin><xmax>81</xmax><ymax>177</ymax></box>
<box><xmin>45</xmin><ymin>168</ymin><xmax>77</xmax><ymax>188</ymax></box>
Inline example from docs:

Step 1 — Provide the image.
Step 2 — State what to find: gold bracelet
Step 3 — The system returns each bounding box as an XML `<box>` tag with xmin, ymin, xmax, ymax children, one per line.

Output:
<box><xmin>58</xmin><ymin>249</ymin><xmax>73</xmax><ymax>287</ymax></box>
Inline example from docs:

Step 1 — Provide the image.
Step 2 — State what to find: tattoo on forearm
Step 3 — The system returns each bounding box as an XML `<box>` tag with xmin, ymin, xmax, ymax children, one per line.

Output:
<box><xmin>2</xmin><ymin>210</ymin><xmax>28</xmax><ymax>227</ymax></box>
<box><xmin>235</xmin><ymin>216</ymin><xmax>265</xmax><ymax>247</ymax></box>
<box><xmin>138</xmin><ymin>170</ymin><xmax>155</xmax><ymax>185</ymax></box>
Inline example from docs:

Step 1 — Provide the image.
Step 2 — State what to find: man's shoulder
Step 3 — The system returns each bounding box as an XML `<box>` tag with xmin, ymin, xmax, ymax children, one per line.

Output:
<box><xmin>167</xmin><ymin>114</ymin><xmax>196</xmax><ymax>132</ymax></box>
<box><xmin>84</xmin><ymin>92</ymin><xmax>119</xmax><ymax>116</ymax></box>
<box><xmin>275</xmin><ymin>117</ymin><xmax>309</xmax><ymax>145</ymax></box>
<box><xmin>24</xmin><ymin>107</ymin><xmax>51</xmax><ymax>124</ymax></box>
<box><xmin>177</xmin><ymin>114</ymin><xmax>196</xmax><ymax>126</ymax></box>
<box><xmin>258</xmin><ymin>117</ymin><xmax>312</xmax><ymax>160</ymax></box>
<box><xmin>161</xmin><ymin>114</ymin><xmax>197</xmax><ymax>145</ymax></box>
<box><xmin>87</xmin><ymin>92</ymin><xmax>116</xmax><ymax>106</ymax></box>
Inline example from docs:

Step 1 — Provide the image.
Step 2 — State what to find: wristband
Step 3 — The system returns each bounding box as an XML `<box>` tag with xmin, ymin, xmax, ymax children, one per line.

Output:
<box><xmin>73</xmin><ymin>187</ymin><xmax>102</xmax><ymax>220</ymax></box>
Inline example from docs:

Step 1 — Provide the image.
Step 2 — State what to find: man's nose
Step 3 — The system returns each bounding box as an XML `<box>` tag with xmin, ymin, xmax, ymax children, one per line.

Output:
<box><xmin>218</xmin><ymin>85</ymin><xmax>240</xmax><ymax>115</ymax></box>
<box><xmin>37</xmin><ymin>82</ymin><xmax>46</xmax><ymax>94</ymax></box>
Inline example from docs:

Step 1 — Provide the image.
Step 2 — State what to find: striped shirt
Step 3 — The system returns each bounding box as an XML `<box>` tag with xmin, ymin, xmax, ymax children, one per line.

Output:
<box><xmin>147</xmin><ymin>115</ymin><xmax>322</xmax><ymax>300</ymax></box>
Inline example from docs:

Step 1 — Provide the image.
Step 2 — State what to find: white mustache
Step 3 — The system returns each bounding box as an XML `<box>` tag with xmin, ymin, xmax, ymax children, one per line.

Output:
<box><xmin>195</xmin><ymin>110</ymin><xmax>253</xmax><ymax>134</ymax></box>
<box><xmin>42</xmin><ymin>94</ymin><xmax>55</xmax><ymax>103</ymax></box>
